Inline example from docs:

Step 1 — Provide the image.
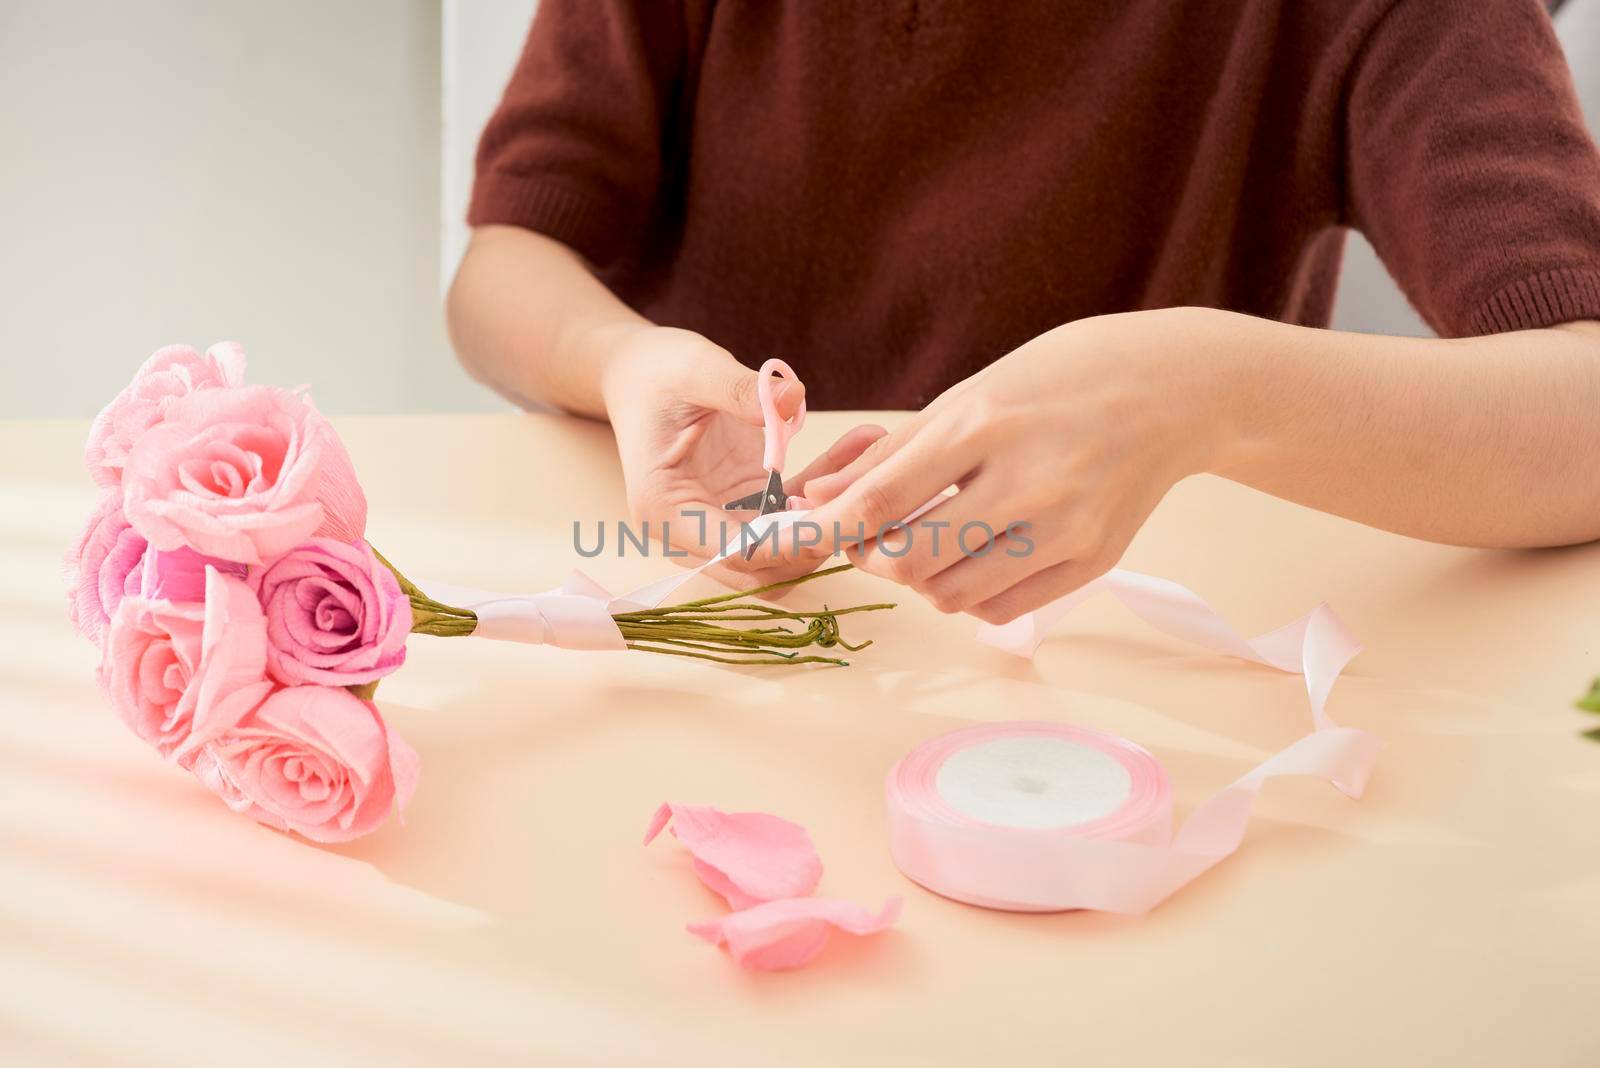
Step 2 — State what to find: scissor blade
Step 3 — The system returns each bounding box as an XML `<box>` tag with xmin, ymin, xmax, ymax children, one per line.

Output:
<box><xmin>736</xmin><ymin>470</ymin><xmax>788</xmax><ymax>561</ymax></box>
<box><xmin>724</xmin><ymin>469</ymin><xmax>788</xmax><ymax>513</ymax></box>
<box><xmin>754</xmin><ymin>469</ymin><xmax>787</xmax><ymax>516</ymax></box>
<box><xmin>723</xmin><ymin>487</ymin><xmax>767</xmax><ymax>510</ymax></box>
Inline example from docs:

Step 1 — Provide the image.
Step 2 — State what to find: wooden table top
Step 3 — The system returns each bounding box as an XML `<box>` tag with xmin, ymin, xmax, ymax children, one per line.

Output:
<box><xmin>3</xmin><ymin>411</ymin><xmax>1596</xmax><ymax>1066</ymax></box>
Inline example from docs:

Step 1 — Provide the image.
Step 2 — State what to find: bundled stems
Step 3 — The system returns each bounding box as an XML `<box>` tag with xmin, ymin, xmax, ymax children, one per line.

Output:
<box><xmin>612</xmin><ymin>564</ymin><xmax>895</xmax><ymax>666</ymax></box>
<box><xmin>370</xmin><ymin>548</ymin><xmax>893</xmax><ymax>667</ymax></box>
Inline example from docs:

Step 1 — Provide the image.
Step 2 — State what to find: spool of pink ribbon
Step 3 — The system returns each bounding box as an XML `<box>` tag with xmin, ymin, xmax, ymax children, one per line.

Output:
<box><xmin>887</xmin><ymin>569</ymin><xmax>1383</xmax><ymax>915</ymax></box>
<box><xmin>887</xmin><ymin>722</ymin><xmax>1173</xmax><ymax>911</ymax></box>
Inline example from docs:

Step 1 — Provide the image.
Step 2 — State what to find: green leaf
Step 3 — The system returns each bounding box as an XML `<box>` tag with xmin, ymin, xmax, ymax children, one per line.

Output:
<box><xmin>1577</xmin><ymin>677</ymin><xmax>1600</xmax><ymax>713</ymax></box>
<box><xmin>348</xmin><ymin>680</ymin><xmax>380</xmax><ymax>702</ymax></box>
<box><xmin>1582</xmin><ymin>726</ymin><xmax>1600</xmax><ymax>744</ymax></box>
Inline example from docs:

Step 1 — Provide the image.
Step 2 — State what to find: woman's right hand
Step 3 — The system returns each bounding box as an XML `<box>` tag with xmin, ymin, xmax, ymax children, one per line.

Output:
<box><xmin>600</xmin><ymin>326</ymin><xmax>885</xmax><ymax>586</ymax></box>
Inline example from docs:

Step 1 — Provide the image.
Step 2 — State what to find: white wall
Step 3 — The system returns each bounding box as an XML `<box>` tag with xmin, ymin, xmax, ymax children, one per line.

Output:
<box><xmin>441</xmin><ymin>0</ymin><xmax>540</xmax><ymax>297</ymax></box>
<box><xmin>0</xmin><ymin>0</ymin><xmax>500</xmax><ymax>419</ymax></box>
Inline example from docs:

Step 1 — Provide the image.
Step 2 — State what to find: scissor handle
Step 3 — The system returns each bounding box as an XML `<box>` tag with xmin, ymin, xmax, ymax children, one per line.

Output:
<box><xmin>756</xmin><ymin>357</ymin><xmax>806</xmax><ymax>473</ymax></box>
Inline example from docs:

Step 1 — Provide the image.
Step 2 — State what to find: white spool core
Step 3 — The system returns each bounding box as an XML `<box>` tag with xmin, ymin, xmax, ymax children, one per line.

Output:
<box><xmin>934</xmin><ymin>737</ymin><xmax>1133</xmax><ymax>830</ymax></box>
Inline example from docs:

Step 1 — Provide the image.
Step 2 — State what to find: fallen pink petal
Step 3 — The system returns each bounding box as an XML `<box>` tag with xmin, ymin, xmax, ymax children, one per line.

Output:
<box><xmin>644</xmin><ymin>803</ymin><xmax>823</xmax><ymax>909</ymax></box>
<box><xmin>687</xmin><ymin>897</ymin><xmax>903</xmax><ymax>971</ymax></box>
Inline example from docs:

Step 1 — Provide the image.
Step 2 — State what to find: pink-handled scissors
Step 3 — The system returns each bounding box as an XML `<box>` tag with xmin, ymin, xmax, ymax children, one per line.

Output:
<box><xmin>723</xmin><ymin>357</ymin><xmax>807</xmax><ymax>520</ymax></box>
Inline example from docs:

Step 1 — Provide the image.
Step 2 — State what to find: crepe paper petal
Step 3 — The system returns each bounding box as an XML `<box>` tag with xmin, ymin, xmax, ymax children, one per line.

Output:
<box><xmin>687</xmin><ymin>897</ymin><xmax>903</xmax><ymax>971</ymax></box>
<box><xmin>644</xmin><ymin>803</ymin><xmax>823</xmax><ymax>909</ymax></box>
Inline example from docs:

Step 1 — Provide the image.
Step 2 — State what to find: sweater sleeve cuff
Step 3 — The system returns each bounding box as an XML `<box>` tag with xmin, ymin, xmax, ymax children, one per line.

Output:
<box><xmin>466</xmin><ymin>172</ymin><xmax>633</xmax><ymax>266</ymax></box>
<box><xmin>1467</xmin><ymin>267</ymin><xmax>1600</xmax><ymax>334</ymax></box>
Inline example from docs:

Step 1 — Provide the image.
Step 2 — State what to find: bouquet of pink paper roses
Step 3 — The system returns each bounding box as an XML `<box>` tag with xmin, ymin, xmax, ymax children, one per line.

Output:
<box><xmin>67</xmin><ymin>344</ymin><xmax>889</xmax><ymax>843</ymax></box>
<box><xmin>68</xmin><ymin>343</ymin><xmax>417</xmax><ymax>842</ymax></box>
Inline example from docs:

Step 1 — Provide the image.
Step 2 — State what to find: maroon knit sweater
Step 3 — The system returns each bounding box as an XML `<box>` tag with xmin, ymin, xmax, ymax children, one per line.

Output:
<box><xmin>470</xmin><ymin>0</ymin><xmax>1600</xmax><ymax>409</ymax></box>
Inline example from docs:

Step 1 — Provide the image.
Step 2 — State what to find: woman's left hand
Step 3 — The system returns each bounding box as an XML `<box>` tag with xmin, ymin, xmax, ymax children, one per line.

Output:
<box><xmin>797</xmin><ymin>308</ymin><xmax>1239</xmax><ymax>623</ymax></box>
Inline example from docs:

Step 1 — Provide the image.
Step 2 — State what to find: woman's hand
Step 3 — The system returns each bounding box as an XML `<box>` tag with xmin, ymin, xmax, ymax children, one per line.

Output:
<box><xmin>448</xmin><ymin>229</ymin><xmax>883</xmax><ymax>585</ymax></box>
<box><xmin>600</xmin><ymin>325</ymin><xmax>886</xmax><ymax>585</ymax></box>
<box><xmin>798</xmin><ymin>309</ymin><xmax>1238</xmax><ymax>622</ymax></box>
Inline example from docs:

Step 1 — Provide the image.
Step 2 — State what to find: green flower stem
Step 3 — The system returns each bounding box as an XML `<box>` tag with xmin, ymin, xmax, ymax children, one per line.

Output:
<box><xmin>618</xmin><ymin>563</ymin><xmax>860</xmax><ymax>610</ymax></box>
<box><xmin>623</xmin><ymin>644</ymin><xmax>854</xmax><ymax>667</ymax></box>
<box><xmin>369</xmin><ymin>546</ymin><xmax>425</xmax><ymax>600</ymax></box>
<box><xmin>611</xmin><ymin>605</ymin><xmax>894</xmax><ymax>623</ymax></box>
<box><xmin>371</xmin><ymin>547</ymin><xmax>892</xmax><ymax>667</ymax></box>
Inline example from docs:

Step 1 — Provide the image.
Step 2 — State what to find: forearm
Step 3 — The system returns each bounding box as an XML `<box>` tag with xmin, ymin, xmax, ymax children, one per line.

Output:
<box><xmin>1202</xmin><ymin>310</ymin><xmax>1600</xmax><ymax>548</ymax></box>
<box><xmin>445</xmin><ymin>225</ymin><xmax>653</xmax><ymax>419</ymax></box>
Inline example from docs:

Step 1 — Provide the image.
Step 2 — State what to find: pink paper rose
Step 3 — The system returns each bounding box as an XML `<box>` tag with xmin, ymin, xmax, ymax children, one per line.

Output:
<box><xmin>102</xmin><ymin>567</ymin><xmax>273</xmax><ymax>759</ymax></box>
<box><xmin>253</xmin><ymin>538</ymin><xmax>410</xmax><ymax>686</ymax></box>
<box><xmin>191</xmin><ymin>685</ymin><xmax>420</xmax><ymax>843</ymax></box>
<box><xmin>121</xmin><ymin>384</ymin><xmax>367</xmax><ymax>565</ymax></box>
<box><xmin>67</xmin><ymin>493</ymin><xmax>246</xmax><ymax>644</ymax></box>
<box><xmin>85</xmin><ymin>342</ymin><xmax>247</xmax><ymax>488</ymax></box>
<box><xmin>65</xmin><ymin>492</ymin><xmax>148</xmax><ymax>644</ymax></box>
